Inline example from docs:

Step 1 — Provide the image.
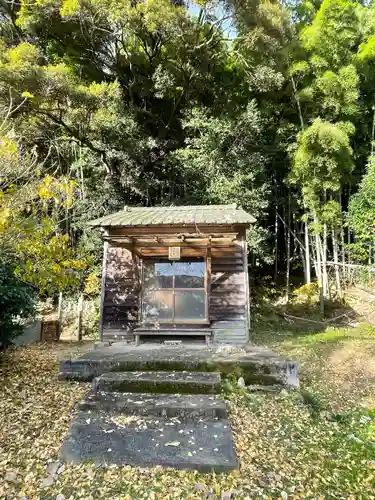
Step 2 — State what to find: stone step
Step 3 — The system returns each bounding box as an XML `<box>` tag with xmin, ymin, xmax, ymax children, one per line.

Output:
<box><xmin>59</xmin><ymin>344</ymin><xmax>299</xmax><ymax>389</ymax></box>
<box><xmin>92</xmin><ymin>371</ymin><xmax>221</xmax><ymax>395</ymax></box>
<box><xmin>59</xmin><ymin>408</ymin><xmax>237</xmax><ymax>472</ymax></box>
<box><xmin>79</xmin><ymin>392</ymin><xmax>228</xmax><ymax>420</ymax></box>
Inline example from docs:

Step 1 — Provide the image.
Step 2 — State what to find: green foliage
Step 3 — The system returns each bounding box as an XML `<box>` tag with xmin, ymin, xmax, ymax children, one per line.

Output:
<box><xmin>1</xmin><ymin>0</ymin><xmax>375</xmax><ymax>298</ymax></box>
<box><xmin>0</xmin><ymin>178</ymin><xmax>89</xmax><ymax>295</ymax></box>
<box><xmin>348</xmin><ymin>156</ymin><xmax>375</xmax><ymax>246</ymax></box>
<box><xmin>173</xmin><ymin>102</ymin><xmax>271</xmax><ymax>260</ymax></box>
<box><xmin>0</xmin><ymin>251</ymin><xmax>36</xmax><ymax>346</ymax></box>
<box><xmin>82</xmin><ymin>299</ymin><xmax>100</xmax><ymax>338</ymax></box>
<box><xmin>300</xmin><ymin>0</ymin><xmax>360</xmax><ymax>69</ymax></box>
<box><xmin>291</xmin><ymin>118</ymin><xmax>354</xmax><ymax>210</ymax></box>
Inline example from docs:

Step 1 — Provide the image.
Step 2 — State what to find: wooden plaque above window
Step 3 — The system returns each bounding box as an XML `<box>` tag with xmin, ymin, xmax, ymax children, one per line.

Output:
<box><xmin>168</xmin><ymin>246</ymin><xmax>181</xmax><ymax>260</ymax></box>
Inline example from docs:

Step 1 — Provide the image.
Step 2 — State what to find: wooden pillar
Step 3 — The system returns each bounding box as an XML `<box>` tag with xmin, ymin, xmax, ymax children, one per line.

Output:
<box><xmin>57</xmin><ymin>291</ymin><xmax>63</xmax><ymax>340</ymax></box>
<box><xmin>99</xmin><ymin>237</ymin><xmax>109</xmax><ymax>341</ymax></box>
<box><xmin>242</xmin><ymin>231</ymin><xmax>251</xmax><ymax>340</ymax></box>
<box><xmin>77</xmin><ymin>294</ymin><xmax>83</xmax><ymax>342</ymax></box>
<box><xmin>206</xmin><ymin>246</ymin><xmax>212</xmax><ymax>345</ymax></box>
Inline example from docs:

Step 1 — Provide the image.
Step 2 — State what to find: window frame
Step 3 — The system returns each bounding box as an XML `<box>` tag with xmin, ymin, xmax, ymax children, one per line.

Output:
<box><xmin>140</xmin><ymin>257</ymin><xmax>209</xmax><ymax>324</ymax></box>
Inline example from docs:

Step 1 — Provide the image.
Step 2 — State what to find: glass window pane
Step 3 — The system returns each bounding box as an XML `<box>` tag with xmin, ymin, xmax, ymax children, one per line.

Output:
<box><xmin>144</xmin><ymin>261</ymin><xmax>173</xmax><ymax>289</ymax></box>
<box><xmin>174</xmin><ymin>261</ymin><xmax>205</xmax><ymax>288</ymax></box>
<box><xmin>143</xmin><ymin>290</ymin><xmax>173</xmax><ymax>320</ymax></box>
<box><xmin>174</xmin><ymin>291</ymin><xmax>205</xmax><ymax>320</ymax></box>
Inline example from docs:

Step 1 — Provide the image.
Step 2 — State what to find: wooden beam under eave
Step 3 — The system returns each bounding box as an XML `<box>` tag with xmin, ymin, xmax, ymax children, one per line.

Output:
<box><xmin>109</xmin><ymin>225</ymin><xmax>246</xmax><ymax>236</ymax></box>
<box><xmin>137</xmin><ymin>246</ymin><xmax>239</xmax><ymax>258</ymax></box>
<box><xmin>105</xmin><ymin>238</ymin><xmax>237</xmax><ymax>247</ymax></box>
<box><xmin>139</xmin><ymin>247</ymin><xmax>206</xmax><ymax>258</ymax></box>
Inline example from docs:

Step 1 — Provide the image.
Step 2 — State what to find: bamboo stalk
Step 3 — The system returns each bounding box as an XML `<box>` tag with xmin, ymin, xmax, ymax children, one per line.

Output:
<box><xmin>305</xmin><ymin>220</ymin><xmax>311</xmax><ymax>284</ymax></box>
<box><xmin>332</xmin><ymin>227</ymin><xmax>342</xmax><ymax>298</ymax></box>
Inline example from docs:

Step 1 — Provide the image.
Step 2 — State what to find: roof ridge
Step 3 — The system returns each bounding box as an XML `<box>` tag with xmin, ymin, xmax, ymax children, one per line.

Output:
<box><xmin>87</xmin><ymin>203</ymin><xmax>256</xmax><ymax>227</ymax></box>
<box><xmin>123</xmin><ymin>204</ymin><xmax>237</xmax><ymax>211</ymax></box>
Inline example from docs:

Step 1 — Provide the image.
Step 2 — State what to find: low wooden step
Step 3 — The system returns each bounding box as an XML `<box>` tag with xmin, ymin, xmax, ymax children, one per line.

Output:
<box><xmin>92</xmin><ymin>371</ymin><xmax>221</xmax><ymax>395</ymax></box>
<box><xmin>134</xmin><ymin>329</ymin><xmax>212</xmax><ymax>346</ymax></box>
<box><xmin>135</xmin><ymin>328</ymin><xmax>210</xmax><ymax>332</ymax></box>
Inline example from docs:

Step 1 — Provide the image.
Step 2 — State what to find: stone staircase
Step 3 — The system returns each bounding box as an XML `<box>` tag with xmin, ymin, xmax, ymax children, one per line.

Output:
<box><xmin>59</xmin><ymin>370</ymin><xmax>238</xmax><ymax>472</ymax></box>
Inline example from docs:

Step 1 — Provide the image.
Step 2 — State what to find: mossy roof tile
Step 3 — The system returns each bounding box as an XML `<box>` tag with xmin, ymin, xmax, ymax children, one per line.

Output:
<box><xmin>88</xmin><ymin>204</ymin><xmax>256</xmax><ymax>228</ymax></box>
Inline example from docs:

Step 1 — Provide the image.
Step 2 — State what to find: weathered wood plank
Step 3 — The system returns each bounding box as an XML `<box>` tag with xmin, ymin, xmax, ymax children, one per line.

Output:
<box><xmin>211</xmin><ymin>273</ymin><xmax>245</xmax><ymax>286</ymax></box>
<box><xmin>211</xmin><ymin>259</ymin><xmax>243</xmax><ymax>266</ymax></box>
<box><xmin>109</xmin><ymin>224</ymin><xmax>247</xmax><ymax>236</ymax></box>
<box><xmin>210</xmin><ymin>297</ymin><xmax>245</xmax><ymax>307</ymax></box>
<box><xmin>211</xmin><ymin>266</ymin><xmax>244</xmax><ymax>273</ymax></box>
<box><xmin>99</xmin><ymin>240</ymin><xmax>108</xmax><ymax>340</ymax></box>
<box><xmin>211</xmin><ymin>286</ymin><xmax>245</xmax><ymax>294</ymax></box>
<box><xmin>210</xmin><ymin>313</ymin><xmax>246</xmax><ymax>321</ymax></box>
<box><xmin>210</xmin><ymin>306</ymin><xmax>246</xmax><ymax>314</ymax></box>
<box><xmin>102</xmin><ymin>243</ymin><xmax>140</xmax><ymax>334</ymax></box>
<box><xmin>206</xmin><ymin>246</ymin><xmax>211</xmax><ymax>322</ymax></box>
<box><xmin>208</xmin><ymin>241</ymin><xmax>247</xmax><ymax>335</ymax></box>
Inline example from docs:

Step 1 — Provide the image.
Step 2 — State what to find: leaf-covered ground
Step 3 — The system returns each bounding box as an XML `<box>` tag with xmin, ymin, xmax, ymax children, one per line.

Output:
<box><xmin>0</xmin><ymin>327</ymin><xmax>374</xmax><ymax>499</ymax></box>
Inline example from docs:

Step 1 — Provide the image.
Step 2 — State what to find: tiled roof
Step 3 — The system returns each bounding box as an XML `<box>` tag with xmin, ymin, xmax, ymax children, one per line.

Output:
<box><xmin>88</xmin><ymin>204</ymin><xmax>256</xmax><ymax>227</ymax></box>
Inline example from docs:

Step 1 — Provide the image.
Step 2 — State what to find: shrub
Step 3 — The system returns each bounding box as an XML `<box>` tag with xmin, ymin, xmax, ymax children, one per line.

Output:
<box><xmin>0</xmin><ymin>253</ymin><xmax>36</xmax><ymax>347</ymax></box>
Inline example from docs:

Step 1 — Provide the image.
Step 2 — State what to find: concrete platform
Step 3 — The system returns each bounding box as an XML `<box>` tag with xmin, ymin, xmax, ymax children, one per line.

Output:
<box><xmin>60</xmin><ymin>343</ymin><xmax>299</xmax><ymax>388</ymax></box>
<box><xmin>59</xmin><ymin>409</ymin><xmax>238</xmax><ymax>472</ymax></box>
<box><xmin>93</xmin><ymin>371</ymin><xmax>221</xmax><ymax>395</ymax></box>
<box><xmin>79</xmin><ymin>392</ymin><xmax>228</xmax><ymax>419</ymax></box>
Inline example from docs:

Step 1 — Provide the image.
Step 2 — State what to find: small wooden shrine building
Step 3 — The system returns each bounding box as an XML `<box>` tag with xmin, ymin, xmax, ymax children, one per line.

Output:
<box><xmin>88</xmin><ymin>204</ymin><xmax>255</xmax><ymax>345</ymax></box>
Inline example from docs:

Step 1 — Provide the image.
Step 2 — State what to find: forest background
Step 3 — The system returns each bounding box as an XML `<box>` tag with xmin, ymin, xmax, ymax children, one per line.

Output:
<box><xmin>2</xmin><ymin>0</ymin><xmax>375</xmax><ymax>341</ymax></box>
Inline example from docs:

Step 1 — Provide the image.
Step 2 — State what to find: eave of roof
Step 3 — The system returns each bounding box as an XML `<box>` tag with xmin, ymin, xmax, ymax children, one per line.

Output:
<box><xmin>88</xmin><ymin>204</ymin><xmax>256</xmax><ymax>228</ymax></box>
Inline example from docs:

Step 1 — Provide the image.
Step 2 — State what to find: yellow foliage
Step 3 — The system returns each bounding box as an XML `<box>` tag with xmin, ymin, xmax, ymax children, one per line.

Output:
<box><xmin>134</xmin><ymin>0</ymin><xmax>184</xmax><ymax>31</ymax></box>
<box><xmin>86</xmin><ymin>81</ymin><xmax>120</xmax><ymax>98</ymax></box>
<box><xmin>0</xmin><ymin>136</ymin><xmax>18</xmax><ymax>163</ymax></box>
<box><xmin>84</xmin><ymin>273</ymin><xmax>101</xmax><ymax>296</ymax></box>
<box><xmin>7</xmin><ymin>43</ymin><xmax>38</xmax><ymax>65</ymax></box>
<box><xmin>60</xmin><ymin>0</ymin><xmax>80</xmax><ymax>16</ymax></box>
<box><xmin>21</xmin><ymin>90</ymin><xmax>34</xmax><ymax>99</ymax></box>
<box><xmin>293</xmin><ymin>283</ymin><xmax>319</xmax><ymax>304</ymax></box>
<box><xmin>38</xmin><ymin>175</ymin><xmax>77</xmax><ymax>207</ymax></box>
<box><xmin>0</xmin><ymin>207</ymin><xmax>10</xmax><ymax>232</ymax></box>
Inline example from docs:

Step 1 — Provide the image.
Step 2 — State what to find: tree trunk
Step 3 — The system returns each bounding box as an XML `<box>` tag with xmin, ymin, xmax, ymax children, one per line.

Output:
<box><xmin>313</xmin><ymin>216</ymin><xmax>324</xmax><ymax>315</ymax></box>
<box><xmin>332</xmin><ymin>228</ymin><xmax>342</xmax><ymax>298</ymax></box>
<box><xmin>313</xmin><ymin>230</ymin><xmax>322</xmax><ymax>283</ymax></box>
<box><xmin>285</xmin><ymin>190</ymin><xmax>291</xmax><ymax>302</ymax></box>
<box><xmin>291</xmin><ymin>75</ymin><xmax>304</xmax><ymax>129</ymax></box>
<box><xmin>339</xmin><ymin>189</ymin><xmax>345</xmax><ymax>281</ymax></box>
<box><xmin>305</xmin><ymin>220</ymin><xmax>311</xmax><ymax>284</ymax></box>
<box><xmin>322</xmin><ymin>192</ymin><xmax>329</xmax><ymax>297</ymax></box>
<box><xmin>317</xmin><ymin>233</ymin><xmax>325</xmax><ymax>315</ymax></box>
<box><xmin>310</xmin><ymin>232</ymin><xmax>318</xmax><ymax>278</ymax></box>
<box><xmin>348</xmin><ymin>209</ymin><xmax>352</xmax><ymax>285</ymax></box>
<box><xmin>274</xmin><ymin>204</ymin><xmax>279</xmax><ymax>281</ymax></box>
<box><xmin>300</xmin><ymin>224</ymin><xmax>307</xmax><ymax>283</ymax></box>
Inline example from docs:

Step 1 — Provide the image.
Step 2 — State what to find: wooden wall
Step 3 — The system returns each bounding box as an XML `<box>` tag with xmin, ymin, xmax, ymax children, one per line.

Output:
<box><xmin>101</xmin><ymin>244</ymin><xmax>140</xmax><ymax>341</ymax></box>
<box><xmin>100</xmin><ymin>226</ymin><xmax>250</xmax><ymax>344</ymax></box>
<box><xmin>210</xmin><ymin>230</ymin><xmax>249</xmax><ymax>345</ymax></box>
